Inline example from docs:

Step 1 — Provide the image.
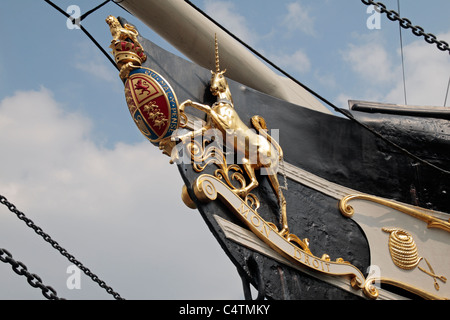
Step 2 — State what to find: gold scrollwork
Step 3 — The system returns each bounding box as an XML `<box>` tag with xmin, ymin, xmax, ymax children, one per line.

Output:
<box><xmin>181</xmin><ymin>184</ymin><xmax>197</xmax><ymax>209</ymax></box>
<box><xmin>360</xmin><ymin>278</ymin><xmax>379</xmax><ymax>300</ymax></box>
<box><xmin>193</xmin><ymin>174</ymin><xmax>380</xmax><ymax>299</ymax></box>
<box><xmin>176</xmin><ymin>35</ymin><xmax>379</xmax><ymax>298</ymax></box>
<box><xmin>183</xmin><ymin>137</ymin><xmax>358</xmax><ymax>270</ymax></box>
<box><xmin>245</xmin><ymin>193</ymin><xmax>260</xmax><ymax>212</ymax></box>
<box><xmin>339</xmin><ymin>194</ymin><xmax>450</xmax><ymax>233</ymax></box>
<box><xmin>176</xmin><ymin>34</ymin><xmax>290</xmax><ymax>235</ymax></box>
<box><xmin>186</xmin><ymin>137</ymin><xmax>248</xmax><ymax>194</ymax></box>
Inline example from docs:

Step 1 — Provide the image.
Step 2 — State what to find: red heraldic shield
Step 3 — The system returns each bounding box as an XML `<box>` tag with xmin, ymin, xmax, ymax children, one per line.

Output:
<box><xmin>124</xmin><ymin>68</ymin><xmax>179</xmax><ymax>145</ymax></box>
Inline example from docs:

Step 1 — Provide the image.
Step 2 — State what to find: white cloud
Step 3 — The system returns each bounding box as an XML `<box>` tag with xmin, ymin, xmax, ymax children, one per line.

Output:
<box><xmin>0</xmin><ymin>88</ymin><xmax>242</xmax><ymax>299</ymax></box>
<box><xmin>314</xmin><ymin>71</ymin><xmax>337</xmax><ymax>89</ymax></box>
<box><xmin>73</xmin><ymin>41</ymin><xmax>117</xmax><ymax>83</ymax></box>
<box><xmin>275</xmin><ymin>49</ymin><xmax>311</xmax><ymax>74</ymax></box>
<box><xmin>385</xmin><ymin>31</ymin><xmax>450</xmax><ymax>106</ymax></box>
<box><xmin>339</xmin><ymin>31</ymin><xmax>450</xmax><ymax>106</ymax></box>
<box><xmin>282</xmin><ymin>1</ymin><xmax>316</xmax><ymax>36</ymax></box>
<box><xmin>334</xmin><ymin>93</ymin><xmax>353</xmax><ymax>110</ymax></box>
<box><xmin>204</xmin><ymin>0</ymin><xmax>254</xmax><ymax>45</ymax></box>
<box><xmin>341</xmin><ymin>34</ymin><xmax>396</xmax><ymax>86</ymax></box>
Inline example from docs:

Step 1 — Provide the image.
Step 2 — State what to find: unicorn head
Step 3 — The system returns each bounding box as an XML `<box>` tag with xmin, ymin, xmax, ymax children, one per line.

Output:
<box><xmin>210</xmin><ymin>34</ymin><xmax>233</xmax><ymax>104</ymax></box>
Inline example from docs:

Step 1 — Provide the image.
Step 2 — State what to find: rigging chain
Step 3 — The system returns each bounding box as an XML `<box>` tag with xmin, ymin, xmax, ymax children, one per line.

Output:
<box><xmin>0</xmin><ymin>195</ymin><xmax>124</xmax><ymax>300</ymax></box>
<box><xmin>0</xmin><ymin>248</ymin><xmax>64</xmax><ymax>300</ymax></box>
<box><xmin>362</xmin><ymin>0</ymin><xmax>450</xmax><ymax>54</ymax></box>
<box><xmin>44</xmin><ymin>0</ymin><xmax>119</xmax><ymax>71</ymax></box>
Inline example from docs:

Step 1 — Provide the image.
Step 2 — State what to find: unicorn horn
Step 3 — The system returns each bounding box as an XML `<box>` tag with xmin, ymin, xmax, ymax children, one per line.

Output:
<box><xmin>215</xmin><ymin>33</ymin><xmax>220</xmax><ymax>73</ymax></box>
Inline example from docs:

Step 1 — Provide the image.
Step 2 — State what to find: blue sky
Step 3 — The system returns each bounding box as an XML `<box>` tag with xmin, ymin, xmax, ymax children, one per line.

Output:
<box><xmin>0</xmin><ymin>0</ymin><xmax>449</xmax><ymax>300</ymax></box>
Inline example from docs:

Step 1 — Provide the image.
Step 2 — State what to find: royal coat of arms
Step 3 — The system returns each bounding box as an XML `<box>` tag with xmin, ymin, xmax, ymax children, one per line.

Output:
<box><xmin>107</xmin><ymin>15</ymin><xmax>179</xmax><ymax>149</ymax></box>
<box><xmin>124</xmin><ymin>69</ymin><xmax>179</xmax><ymax>145</ymax></box>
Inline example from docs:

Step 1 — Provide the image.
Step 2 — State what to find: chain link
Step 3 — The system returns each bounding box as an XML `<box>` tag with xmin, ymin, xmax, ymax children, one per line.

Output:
<box><xmin>362</xmin><ymin>0</ymin><xmax>450</xmax><ymax>54</ymax></box>
<box><xmin>0</xmin><ymin>194</ymin><xmax>124</xmax><ymax>300</ymax></box>
<box><xmin>0</xmin><ymin>248</ymin><xmax>63</xmax><ymax>300</ymax></box>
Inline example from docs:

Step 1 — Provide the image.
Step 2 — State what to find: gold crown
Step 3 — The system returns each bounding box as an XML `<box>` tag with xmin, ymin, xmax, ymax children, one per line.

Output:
<box><xmin>106</xmin><ymin>15</ymin><xmax>147</xmax><ymax>69</ymax></box>
<box><xmin>110</xmin><ymin>40</ymin><xmax>147</xmax><ymax>69</ymax></box>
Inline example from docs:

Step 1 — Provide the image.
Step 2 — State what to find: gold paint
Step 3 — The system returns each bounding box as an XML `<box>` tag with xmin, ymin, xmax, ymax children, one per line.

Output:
<box><xmin>238</xmin><ymin>202</ymin><xmax>251</xmax><ymax>219</ymax></box>
<box><xmin>339</xmin><ymin>194</ymin><xmax>450</xmax><ymax>233</ymax></box>
<box><xmin>106</xmin><ymin>15</ymin><xmax>143</xmax><ymax>52</ymax></box>
<box><xmin>382</xmin><ymin>228</ymin><xmax>420</xmax><ymax>270</ymax></box>
<box><xmin>159</xmin><ymin>137</ymin><xmax>178</xmax><ymax>159</ymax></box>
<box><xmin>382</xmin><ymin>227</ymin><xmax>447</xmax><ymax>291</ymax></box>
<box><xmin>362</xmin><ymin>278</ymin><xmax>379</xmax><ymax>300</ymax></box>
<box><xmin>312</xmin><ymin>258</ymin><xmax>320</xmax><ymax>269</ymax></box>
<box><xmin>193</xmin><ymin>174</ymin><xmax>377</xmax><ymax>299</ymax></box>
<box><xmin>182</xmin><ymin>130</ymin><xmax>314</xmax><ymax>254</ymax></box>
<box><xmin>294</xmin><ymin>248</ymin><xmax>302</xmax><ymax>261</ymax></box>
<box><xmin>251</xmin><ymin>215</ymin><xmax>261</xmax><ymax>228</ymax></box>
<box><xmin>245</xmin><ymin>193</ymin><xmax>260</xmax><ymax>212</ymax></box>
<box><xmin>106</xmin><ymin>15</ymin><xmax>146</xmax><ymax>80</ymax></box>
<box><xmin>261</xmin><ymin>223</ymin><xmax>271</xmax><ymax>238</ymax></box>
<box><xmin>214</xmin><ymin>34</ymin><xmax>221</xmax><ymax>74</ymax></box>
<box><xmin>175</xmin><ymin>34</ymin><xmax>289</xmax><ymax>236</ymax></box>
<box><xmin>181</xmin><ymin>184</ymin><xmax>197</xmax><ymax>209</ymax></box>
<box><xmin>133</xmin><ymin>115</ymin><xmax>150</xmax><ymax>136</ymax></box>
<box><xmin>193</xmin><ymin>177</ymin><xmax>217</xmax><ymax>203</ymax></box>
<box><xmin>340</xmin><ymin>194</ymin><xmax>448</xmax><ymax>296</ymax></box>
<box><xmin>285</xmin><ymin>233</ymin><xmax>311</xmax><ymax>253</ymax></box>
<box><xmin>418</xmin><ymin>258</ymin><xmax>447</xmax><ymax>291</ymax></box>
<box><xmin>378</xmin><ymin>277</ymin><xmax>448</xmax><ymax>300</ymax></box>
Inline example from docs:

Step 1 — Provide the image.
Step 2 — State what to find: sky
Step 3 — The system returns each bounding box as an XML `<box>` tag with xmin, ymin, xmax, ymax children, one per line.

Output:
<box><xmin>0</xmin><ymin>0</ymin><xmax>449</xmax><ymax>300</ymax></box>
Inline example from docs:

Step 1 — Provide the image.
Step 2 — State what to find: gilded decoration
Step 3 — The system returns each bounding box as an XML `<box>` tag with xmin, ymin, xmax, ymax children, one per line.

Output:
<box><xmin>175</xmin><ymin>35</ymin><xmax>290</xmax><ymax>236</ymax></box>
<box><xmin>173</xmin><ymin>35</ymin><xmax>380</xmax><ymax>299</ymax></box>
<box><xmin>106</xmin><ymin>17</ymin><xmax>385</xmax><ymax>299</ymax></box>
<box><xmin>339</xmin><ymin>193</ymin><xmax>448</xmax><ymax>298</ymax></box>
<box><xmin>107</xmin><ymin>15</ymin><xmax>179</xmax><ymax>156</ymax></box>
<box><xmin>339</xmin><ymin>194</ymin><xmax>450</xmax><ymax>233</ymax></box>
<box><xmin>382</xmin><ymin>227</ymin><xmax>447</xmax><ymax>291</ymax></box>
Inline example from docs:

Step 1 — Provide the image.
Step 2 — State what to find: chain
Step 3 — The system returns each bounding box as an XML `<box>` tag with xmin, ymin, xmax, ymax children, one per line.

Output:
<box><xmin>0</xmin><ymin>248</ymin><xmax>64</xmax><ymax>300</ymax></box>
<box><xmin>362</xmin><ymin>0</ymin><xmax>450</xmax><ymax>54</ymax></box>
<box><xmin>0</xmin><ymin>194</ymin><xmax>124</xmax><ymax>300</ymax></box>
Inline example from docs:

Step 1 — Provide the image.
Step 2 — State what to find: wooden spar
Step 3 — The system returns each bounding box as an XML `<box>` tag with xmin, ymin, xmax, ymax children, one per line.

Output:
<box><xmin>118</xmin><ymin>0</ymin><xmax>331</xmax><ymax>114</ymax></box>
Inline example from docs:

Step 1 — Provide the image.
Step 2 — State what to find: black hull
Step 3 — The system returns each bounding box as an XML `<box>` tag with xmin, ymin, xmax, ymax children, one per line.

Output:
<box><xmin>178</xmin><ymin>160</ymin><xmax>369</xmax><ymax>300</ymax></box>
<box><xmin>131</xmin><ymin>21</ymin><xmax>449</xmax><ymax>299</ymax></box>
